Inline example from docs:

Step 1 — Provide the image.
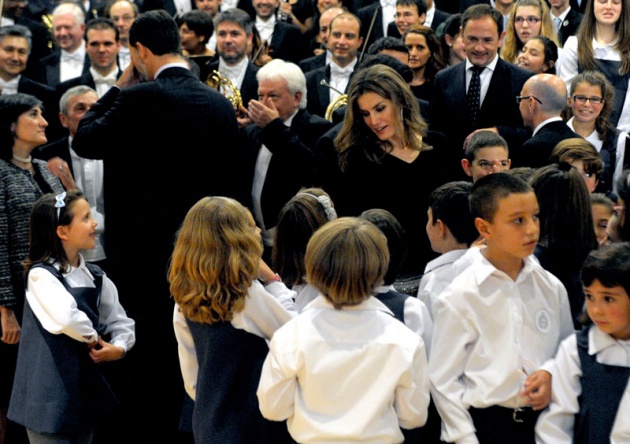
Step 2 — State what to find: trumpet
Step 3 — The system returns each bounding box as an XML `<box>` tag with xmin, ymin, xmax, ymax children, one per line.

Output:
<box><xmin>320</xmin><ymin>79</ymin><xmax>348</xmax><ymax>122</ymax></box>
<box><xmin>206</xmin><ymin>70</ymin><xmax>243</xmax><ymax>113</ymax></box>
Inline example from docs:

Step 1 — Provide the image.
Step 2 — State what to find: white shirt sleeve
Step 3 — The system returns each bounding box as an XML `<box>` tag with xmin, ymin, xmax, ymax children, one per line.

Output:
<box><xmin>27</xmin><ymin>267</ymin><xmax>98</xmax><ymax>343</ymax></box>
<box><xmin>97</xmin><ymin>274</ymin><xmax>135</xmax><ymax>351</ymax></box>
<box><xmin>173</xmin><ymin>303</ymin><xmax>198</xmax><ymax>401</ymax></box>
<box><xmin>535</xmin><ymin>334</ymin><xmax>582</xmax><ymax>444</ymax></box>
<box><xmin>556</xmin><ymin>36</ymin><xmax>578</xmax><ymax>91</ymax></box>
<box><xmin>395</xmin><ymin>337</ymin><xmax>431</xmax><ymax>430</ymax></box>
<box><xmin>403</xmin><ymin>296</ymin><xmax>433</xmax><ymax>358</ymax></box>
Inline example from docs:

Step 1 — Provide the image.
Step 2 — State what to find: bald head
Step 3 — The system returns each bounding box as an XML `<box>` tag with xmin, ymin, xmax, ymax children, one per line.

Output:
<box><xmin>319</xmin><ymin>6</ymin><xmax>345</xmax><ymax>48</ymax></box>
<box><xmin>525</xmin><ymin>74</ymin><xmax>567</xmax><ymax>114</ymax></box>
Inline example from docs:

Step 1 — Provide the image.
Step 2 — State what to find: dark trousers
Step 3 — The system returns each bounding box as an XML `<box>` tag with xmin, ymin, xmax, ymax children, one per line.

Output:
<box><xmin>469</xmin><ymin>406</ymin><xmax>540</xmax><ymax>444</ymax></box>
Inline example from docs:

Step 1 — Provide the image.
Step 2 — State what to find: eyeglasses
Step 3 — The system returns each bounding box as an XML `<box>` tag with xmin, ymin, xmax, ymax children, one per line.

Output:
<box><xmin>516</xmin><ymin>95</ymin><xmax>543</xmax><ymax>104</ymax></box>
<box><xmin>572</xmin><ymin>95</ymin><xmax>604</xmax><ymax>104</ymax></box>
<box><xmin>514</xmin><ymin>16</ymin><xmax>542</xmax><ymax>24</ymax></box>
<box><xmin>111</xmin><ymin>15</ymin><xmax>135</xmax><ymax>22</ymax></box>
<box><xmin>394</xmin><ymin>12</ymin><xmax>416</xmax><ymax>18</ymax></box>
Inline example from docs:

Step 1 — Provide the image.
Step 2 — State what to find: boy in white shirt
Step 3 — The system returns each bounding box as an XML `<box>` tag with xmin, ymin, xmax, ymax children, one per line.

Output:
<box><xmin>429</xmin><ymin>173</ymin><xmax>574</xmax><ymax>444</ymax></box>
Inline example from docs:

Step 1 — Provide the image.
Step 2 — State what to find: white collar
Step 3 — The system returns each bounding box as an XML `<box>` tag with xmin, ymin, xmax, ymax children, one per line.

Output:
<box><xmin>532</xmin><ymin>116</ymin><xmax>563</xmax><ymax>136</ymax></box>
<box><xmin>155</xmin><ymin>62</ymin><xmax>189</xmax><ymax>78</ymax></box>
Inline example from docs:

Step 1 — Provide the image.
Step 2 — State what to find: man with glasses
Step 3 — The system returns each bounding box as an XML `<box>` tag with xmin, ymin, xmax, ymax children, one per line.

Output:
<box><xmin>514</xmin><ymin>73</ymin><xmax>581</xmax><ymax>168</ymax></box>
<box><xmin>430</xmin><ymin>4</ymin><xmax>532</xmax><ymax>180</ymax></box>
<box><xmin>106</xmin><ymin>0</ymin><xmax>138</xmax><ymax>70</ymax></box>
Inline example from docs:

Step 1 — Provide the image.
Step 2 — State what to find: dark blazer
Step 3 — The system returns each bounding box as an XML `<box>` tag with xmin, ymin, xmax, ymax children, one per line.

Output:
<box><xmin>33</xmin><ymin>136</ymin><xmax>73</xmax><ymax>174</ymax></box>
<box><xmin>141</xmin><ymin>0</ymin><xmax>178</xmax><ymax>16</ymax></box>
<box><xmin>240</xmin><ymin>109</ymin><xmax>332</xmax><ymax>228</ymax></box>
<box><xmin>357</xmin><ymin>3</ymin><xmax>386</xmax><ymax>53</ymax></box>
<box><xmin>305</xmin><ymin>63</ymin><xmax>358</xmax><ymax>119</ymax></box>
<box><xmin>18</xmin><ymin>75</ymin><xmax>64</xmax><ymax>143</ymax></box>
<box><xmin>513</xmin><ymin>120</ymin><xmax>582</xmax><ymax>169</ymax></box>
<box><xmin>569</xmin><ymin>0</ymin><xmax>587</xmax><ymax>15</ymax></box>
<box><xmin>29</xmin><ymin>50</ymin><xmax>92</xmax><ymax>89</ymax></box>
<box><xmin>202</xmin><ymin>59</ymin><xmax>259</xmax><ymax>108</ymax></box>
<box><xmin>299</xmin><ymin>52</ymin><xmax>327</xmax><ymax>74</ymax></box>
<box><xmin>430</xmin><ymin>58</ymin><xmax>533</xmax><ymax>174</ymax></box>
<box><xmin>18</xmin><ymin>16</ymin><xmax>53</xmax><ymax>79</ymax></box>
<box><xmin>266</xmin><ymin>20</ymin><xmax>306</xmax><ymax>64</ymax></box>
<box><xmin>556</xmin><ymin>8</ymin><xmax>583</xmax><ymax>46</ymax></box>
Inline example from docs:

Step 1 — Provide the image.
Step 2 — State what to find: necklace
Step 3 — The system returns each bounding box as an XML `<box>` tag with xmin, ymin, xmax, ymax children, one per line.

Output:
<box><xmin>12</xmin><ymin>153</ymin><xmax>32</xmax><ymax>163</ymax></box>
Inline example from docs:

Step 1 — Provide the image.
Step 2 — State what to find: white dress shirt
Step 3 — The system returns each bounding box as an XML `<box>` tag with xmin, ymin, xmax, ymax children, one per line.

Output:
<box><xmin>329</xmin><ymin>58</ymin><xmax>357</xmax><ymax>102</ymax></box>
<box><xmin>60</xmin><ymin>46</ymin><xmax>86</xmax><ymax>82</ymax></box>
<box><xmin>173</xmin><ymin>279</ymin><xmax>297</xmax><ymax>400</ymax></box>
<box><xmin>118</xmin><ymin>45</ymin><xmax>131</xmax><ymax>71</ymax></box>
<box><xmin>465</xmin><ymin>54</ymin><xmax>499</xmax><ymax>107</ymax></box>
<box><xmin>535</xmin><ymin>326</ymin><xmax>630</xmax><ymax>443</ymax></box>
<box><xmin>256</xmin><ymin>14</ymin><xmax>276</xmax><ymax>45</ymax></box>
<box><xmin>380</xmin><ymin>0</ymin><xmax>396</xmax><ymax>37</ymax></box>
<box><xmin>0</xmin><ymin>75</ymin><xmax>19</xmax><ymax>95</ymax></box>
<box><xmin>218</xmin><ymin>56</ymin><xmax>248</xmax><ymax>90</ymax></box>
<box><xmin>90</xmin><ymin>67</ymin><xmax>119</xmax><ymax>97</ymax></box>
<box><xmin>558</xmin><ymin>36</ymin><xmax>630</xmax><ymax>132</ymax></box>
<box><xmin>417</xmin><ymin>248</ymin><xmax>468</xmax><ymax>317</ymax></box>
<box><xmin>257</xmin><ymin>295</ymin><xmax>430</xmax><ymax>443</ymax></box>
<box><xmin>69</xmin><ymin>139</ymin><xmax>106</xmax><ymax>262</ymax></box>
<box><xmin>430</xmin><ymin>248</ymin><xmax>574</xmax><ymax>444</ymax></box>
<box><xmin>424</xmin><ymin>3</ymin><xmax>436</xmax><ymax>28</ymax></box>
<box><xmin>27</xmin><ymin>256</ymin><xmax>135</xmax><ymax>350</ymax></box>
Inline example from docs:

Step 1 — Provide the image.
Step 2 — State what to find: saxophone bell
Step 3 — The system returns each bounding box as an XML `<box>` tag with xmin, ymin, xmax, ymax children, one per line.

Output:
<box><xmin>206</xmin><ymin>70</ymin><xmax>245</xmax><ymax>117</ymax></box>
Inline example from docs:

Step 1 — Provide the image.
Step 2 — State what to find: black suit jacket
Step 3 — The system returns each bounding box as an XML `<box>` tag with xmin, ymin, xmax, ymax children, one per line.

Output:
<box><xmin>305</xmin><ymin>64</ymin><xmax>358</xmax><ymax>119</ymax></box>
<box><xmin>240</xmin><ymin>109</ymin><xmax>333</xmax><ymax>228</ymax></box>
<box><xmin>33</xmin><ymin>136</ymin><xmax>73</xmax><ymax>174</ymax></box>
<box><xmin>513</xmin><ymin>120</ymin><xmax>582</xmax><ymax>168</ymax></box>
<box><xmin>72</xmin><ymin>66</ymin><xmax>241</xmax><ymax>304</ymax></box>
<box><xmin>569</xmin><ymin>0</ymin><xmax>587</xmax><ymax>15</ymax></box>
<box><xmin>357</xmin><ymin>3</ymin><xmax>387</xmax><ymax>53</ymax></box>
<box><xmin>266</xmin><ymin>20</ymin><xmax>306</xmax><ymax>64</ymax></box>
<box><xmin>17</xmin><ymin>16</ymin><xmax>53</xmax><ymax>79</ymax></box>
<box><xmin>556</xmin><ymin>8</ymin><xmax>583</xmax><ymax>46</ymax></box>
<box><xmin>203</xmin><ymin>59</ymin><xmax>259</xmax><ymax>108</ymax></box>
<box><xmin>431</xmin><ymin>58</ymin><xmax>533</xmax><ymax>172</ymax></box>
<box><xmin>30</xmin><ymin>50</ymin><xmax>92</xmax><ymax>88</ymax></box>
<box><xmin>55</xmin><ymin>70</ymin><xmax>123</xmax><ymax>99</ymax></box>
<box><xmin>299</xmin><ymin>52</ymin><xmax>327</xmax><ymax>74</ymax></box>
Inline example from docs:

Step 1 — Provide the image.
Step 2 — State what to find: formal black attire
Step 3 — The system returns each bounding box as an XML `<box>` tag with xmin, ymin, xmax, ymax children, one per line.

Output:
<box><xmin>72</xmin><ymin>66</ymin><xmax>241</xmax><ymax>443</ymax></box>
<box><xmin>265</xmin><ymin>20</ymin><xmax>307</xmax><ymax>64</ymax></box>
<box><xmin>569</xmin><ymin>0</ymin><xmax>587</xmax><ymax>15</ymax></box>
<box><xmin>55</xmin><ymin>69</ymin><xmax>123</xmax><ymax>98</ymax></box>
<box><xmin>29</xmin><ymin>50</ymin><xmax>91</xmax><ymax>89</ymax></box>
<box><xmin>240</xmin><ymin>109</ymin><xmax>332</xmax><ymax>230</ymax></box>
<box><xmin>298</xmin><ymin>52</ymin><xmax>326</xmax><ymax>74</ymax></box>
<box><xmin>313</xmin><ymin>129</ymin><xmax>449</xmax><ymax>278</ymax></box>
<box><xmin>202</xmin><ymin>59</ymin><xmax>259</xmax><ymax>108</ymax></box>
<box><xmin>431</xmin><ymin>58</ymin><xmax>533</xmax><ymax>177</ymax></box>
<box><xmin>16</xmin><ymin>16</ymin><xmax>53</xmax><ymax>79</ymax></box>
<box><xmin>556</xmin><ymin>8</ymin><xmax>582</xmax><ymax>46</ymax></box>
<box><xmin>357</xmin><ymin>3</ymin><xmax>392</xmax><ymax>53</ymax></box>
<box><xmin>513</xmin><ymin>120</ymin><xmax>581</xmax><ymax>169</ymax></box>
<box><xmin>305</xmin><ymin>63</ymin><xmax>357</xmax><ymax>118</ymax></box>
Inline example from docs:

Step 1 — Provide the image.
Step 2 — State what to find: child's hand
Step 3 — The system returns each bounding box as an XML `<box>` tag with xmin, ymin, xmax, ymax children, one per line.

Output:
<box><xmin>521</xmin><ymin>370</ymin><xmax>552</xmax><ymax>410</ymax></box>
<box><xmin>89</xmin><ymin>336</ymin><xmax>126</xmax><ymax>363</ymax></box>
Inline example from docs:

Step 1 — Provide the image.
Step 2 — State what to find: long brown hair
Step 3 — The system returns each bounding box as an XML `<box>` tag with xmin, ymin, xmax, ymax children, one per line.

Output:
<box><xmin>501</xmin><ymin>0</ymin><xmax>559</xmax><ymax>63</ymax></box>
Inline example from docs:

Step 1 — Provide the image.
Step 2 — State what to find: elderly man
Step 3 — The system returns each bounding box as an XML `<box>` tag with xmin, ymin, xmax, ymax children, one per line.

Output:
<box><xmin>240</xmin><ymin>58</ymin><xmax>333</xmax><ymax>260</ymax></box>
<box><xmin>514</xmin><ymin>73</ymin><xmax>581</xmax><ymax>168</ymax></box>
<box><xmin>107</xmin><ymin>0</ymin><xmax>138</xmax><ymax>70</ymax></box>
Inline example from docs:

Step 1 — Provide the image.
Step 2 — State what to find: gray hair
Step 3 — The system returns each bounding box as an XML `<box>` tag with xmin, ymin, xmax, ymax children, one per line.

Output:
<box><xmin>59</xmin><ymin>85</ymin><xmax>98</xmax><ymax>115</ymax></box>
<box><xmin>53</xmin><ymin>2</ymin><xmax>86</xmax><ymax>26</ymax></box>
<box><xmin>214</xmin><ymin>8</ymin><xmax>253</xmax><ymax>35</ymax></box>
<box><xmin>0</xmin><ymin>25</ymin><xmax>32</xmax><ymax>53</ymax></box>
<box><xmin>256</xmin><ymin>59</ymin><xmax>307</xmax><ymax>109</ymax></box>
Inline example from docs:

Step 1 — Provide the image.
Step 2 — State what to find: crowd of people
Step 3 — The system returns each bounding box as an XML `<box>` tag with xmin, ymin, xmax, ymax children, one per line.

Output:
<box><xmin>1</xmin><ymin>0</ymin><xmax>630</xmax><ymax>442</ymax></box>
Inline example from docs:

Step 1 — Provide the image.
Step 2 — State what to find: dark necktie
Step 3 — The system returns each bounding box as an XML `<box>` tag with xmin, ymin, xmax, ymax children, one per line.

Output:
<box><xmin>467</xmin><ymin>66</ymin><xmax>484</xmax><ymax>127</ymax></box>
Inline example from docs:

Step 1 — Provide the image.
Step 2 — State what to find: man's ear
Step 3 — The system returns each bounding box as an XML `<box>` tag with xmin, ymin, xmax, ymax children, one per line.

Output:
<box><xmin>135</xmin><ymin>42</ymin><xmax>150</xmax><ymax>59</ymax></box>
<box><xmin>474</xmin><ymin>216</ymin><xmax>490</xmax><ymax>239</ymax></box>
<box><xmin>461</xmin><ymin>159</ymin><xmax>473</xmax><ymax>177</ymax></box>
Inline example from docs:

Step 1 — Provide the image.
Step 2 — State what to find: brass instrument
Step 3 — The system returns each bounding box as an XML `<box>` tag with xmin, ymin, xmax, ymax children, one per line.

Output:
<box><xmin>320</xmin><ymin>79</ymin><xmax>348</xmax><ymax>122</ymax></box>
<box><xmin>206</xmin><ymin>70</ymin><xmax>243</xmax><ymax>112</ymax></box>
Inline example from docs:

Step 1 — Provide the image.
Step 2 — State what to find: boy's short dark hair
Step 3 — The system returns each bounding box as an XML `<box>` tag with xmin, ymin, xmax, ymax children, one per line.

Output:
<box><xmin>581</xmin><ymin>242</ymin><xmax>630</xmax><ymax>302</ymax></box>
<box><xmin>464</xmin><ymin>130</ymin><xmax>508</xmax><ymax>162</ymax></box>
<box><xmin>359</xmin><ymin>208</ymin><xmax>407</xmax><ymax>285</ymax></box>
<box><xmin>178</xmin><ymin>10</ymin><xmax>214</xmax><ymax>44</ymax></box>
<box><xmin>470</xmin><ymin>172</ymin><xmax>534</xmax><ymax>222</ymax></box>
<box><xmin>396</xmin><ymin>0</ymin><xmax>427</xmax><ymax>16</ymax></box>
<box><xmin>428</xmin><ymin>181</ymin><xmax>478</xmax><ymax>246</ymax></box>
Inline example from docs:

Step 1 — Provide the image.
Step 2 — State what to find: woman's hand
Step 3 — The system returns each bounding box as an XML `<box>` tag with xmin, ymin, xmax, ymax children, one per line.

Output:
<box><xmin>0</xmin><ymin>306</ymin><xmax>20</xmax><ymax>344</ymax></box>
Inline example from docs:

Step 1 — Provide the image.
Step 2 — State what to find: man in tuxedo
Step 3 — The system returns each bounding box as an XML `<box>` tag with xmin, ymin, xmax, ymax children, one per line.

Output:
<box><xmin>241</xmin><ymin>58</ymin><xmax>332</xmax><ymax>260</ymax></box>
<box><xmin>203</xmin><ymin>7</ymin><xmax>259</xmax><ymax>126</ymax></box>
<box><xmin>431</xmin><ymin>4</ymin><xmax>532</xmax><ymax>178</ymax></box>
<box><xmin>56</xmin><ymin>17</ymin><xmax>122</xmax><ymax>99</ymax></box>
<box><xmin>357</xmin><ymin>0</ymin><xmax>397</xmax><ymax>53</ymax></box>
<box><xmin>30</xmin><ymin>2</ymin><xmax>90</xmax><ymax>88</ymax></box>
<box><xmin>549</xmin><ymin>0</ymin><xmax>582</xmax><ymax>46</ymax></box>
<box><xmin>72</xmin><ymin>10</ymin><xmax>240</xmax><ymax>442</ymax></box>
<box><xmin>514</xmin><ymin>73</ymin><xmax>581</xmax><ymax>168</ymax></box>
<box><xmin>252</xmin><ymin>0</ymin><xmax>305</xmax><ymax>64</ymax></box>
<box><xmin>0</xmin><ymin>25</ymin><xmax>63</xmax><ymax>141</ymax></box>
<box><xmin>305</xmin><ymin>12</ymin><xmax>362</xmax><ymax>118</ymax></box>
<box><xmin>107</xmin><ymin>0</ymin><xmax>139</xmax><ymax>70</ymax></box>
<box><xmin>299</xmin><ymin>6</ymin><xmax>345</xmax><ymax>73</ymax></box>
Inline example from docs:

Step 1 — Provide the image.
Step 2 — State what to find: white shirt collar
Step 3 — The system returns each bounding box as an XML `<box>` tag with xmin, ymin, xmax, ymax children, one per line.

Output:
<box><xmin>303</xmin><ymin>294</ymin><xmax>395</xmax><ymax>317</ymax></box>
<box><xmin>155</xmin><ymin>62</ymin><xmax>189</xmax><ymax>78</ymax></box>
<box><xmin>465</xmin><ymin>53</ymin><xmax>499</xmax><ymax>73</ymax></box>
<box><xmin>532</xmin><ymin>116</ymin><xmax>563</xmax><ymax>136</ymax></box>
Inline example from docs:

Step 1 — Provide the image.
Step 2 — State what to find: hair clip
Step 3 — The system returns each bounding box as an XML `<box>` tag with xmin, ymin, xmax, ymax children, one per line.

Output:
<box><xmin>299</xmin><ymin>193</ymin><xmax>337</xmax><ymax>221</ymax></box>
<box><xmin>55</xmin><ymin>191</ymin><xmax>67</xmax><ymax>221</ymax></box>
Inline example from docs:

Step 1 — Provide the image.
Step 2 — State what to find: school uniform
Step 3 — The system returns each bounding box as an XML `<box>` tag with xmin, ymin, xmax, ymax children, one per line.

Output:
<box><xmin>429</xmin><ymin>247</ymin><xmax>574</xmax><ymax>444</ymax></box>
<box><xmin>535</xmin><ymin>325</ymin><xmax>630</xmax><ymax>443</ymax></box>
<box><xmin>8</xmin><ymin>258</ymin><xmax>135</xmax><ymax>436</ymax></box>
<box><xmin>417</xmin><ymin>248</ymin><xmax>468</xmax><ymax>317</ymax></box>
<box><xmin>257</xmin><ymin>295</ymin><xmax>430</xmax><ymax>443</ymax></box>
<box><xmin>611</xmin><ymin>379</ymin><xmax>630</xmax><ymax>444</ymax></box>
<box><xmin>173</xmin><ymin>280</ymin><xmax>297</xmax><ymax>444</ymax></box>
